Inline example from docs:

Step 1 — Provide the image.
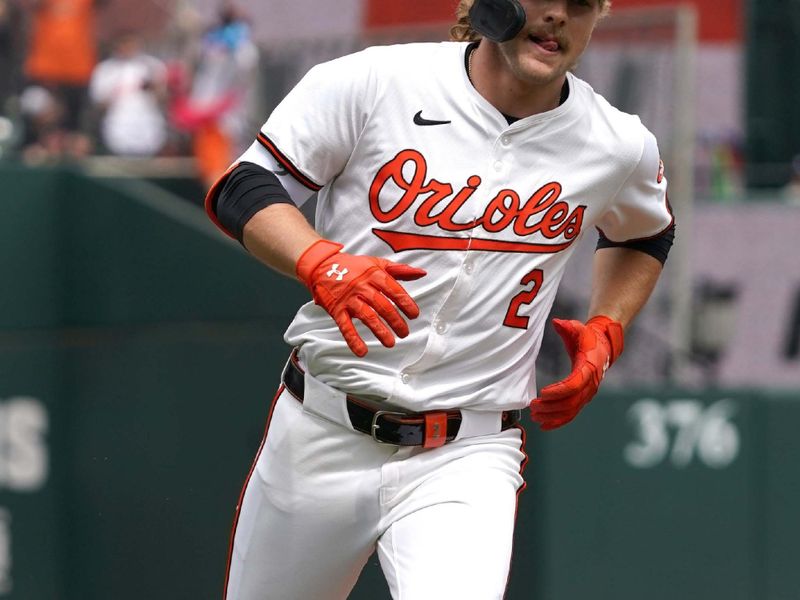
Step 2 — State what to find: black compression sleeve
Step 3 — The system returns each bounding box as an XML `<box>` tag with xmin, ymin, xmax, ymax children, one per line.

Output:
<box><xmin>215</xmin><ymin>162</ymin><xmax>294</xmax><ymax>243</ymax></box>
<box><xmin>595</xmin><ymin>223</ymin><xmax>676</xmax><ymax>265</ymax></box>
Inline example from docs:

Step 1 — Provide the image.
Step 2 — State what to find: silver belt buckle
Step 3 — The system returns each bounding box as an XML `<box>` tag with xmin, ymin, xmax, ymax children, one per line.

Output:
<box><xmin>370</xmin><ymin>410</ymin><xmax>407</xmax><ymax>444</ymax></box>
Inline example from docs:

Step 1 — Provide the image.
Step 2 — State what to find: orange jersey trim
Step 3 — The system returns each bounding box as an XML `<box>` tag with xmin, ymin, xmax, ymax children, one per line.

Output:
<box><xmin>502</xmin><ymin>424</ymin><xmax>528</xmax><ymax>599</ymax></box>
<box><xmin>256</xmin><ymin>133</ymin><xmax>322</xmax><ymax>192</ymax></box>
<box><xmin>222</xmin><ymin>385</ymin><xmax>285</xmax><ymax>600</ymax></box>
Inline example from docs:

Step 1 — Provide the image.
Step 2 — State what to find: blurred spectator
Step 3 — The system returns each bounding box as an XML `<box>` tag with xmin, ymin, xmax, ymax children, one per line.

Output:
<box><xmin>0</xmin><ymin>0</ymin><xmax>23</xmax><ymax>108</ymax></box>
<box><xmin>17</xmin><ymin>84</ymin><xmax>65</xmax><ymax>162</ymax></box>
<box><xmin>89</xmin><ymin>32</ymin><xmax>168</xmax><ymax>157</ymax></box>
<box><xmin>21</xmin><ymin>0</ymin><xmax>106</xmax><ymax>159</ymax></box>
<box><xmin>0</xmin><ymin>0</ymin><xmax>23</xmax><ymax>157</ymax></box>
<box><xmin>170</xmin><ymin>4</ymin><xmax>258</xmax><ymax>187</ymax></box>
<box><xmin>707</xmin><ymin>133</ymin><xmax>745</xmax><ymax>203</ymax></box>
<box><xmin>783</xmin><ymin>155</ymin><xmax>800</xmax><ymax>205</ymax></box>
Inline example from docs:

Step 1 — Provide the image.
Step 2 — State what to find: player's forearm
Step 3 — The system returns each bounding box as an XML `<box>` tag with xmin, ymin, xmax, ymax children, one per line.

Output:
<box><xmin>241</xmin><ymin>204</ymin><xmax>321</xmax><ymax>278</ymax></box>
<box><xmin>587</xmin><ymin>247</ymin><xmax>664</xmax><ymax>329</ymax></box>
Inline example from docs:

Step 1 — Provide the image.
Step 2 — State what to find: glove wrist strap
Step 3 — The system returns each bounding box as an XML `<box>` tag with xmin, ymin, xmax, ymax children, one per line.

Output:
<box><xmin>586</xmin><ymin>315</ymin><xmax>625</xmax><ymax>364</ymax></box>
<box><xmin>295</xmin><ymin>239</ymin><xmax>344</xmax><ymax>284</ymax></box>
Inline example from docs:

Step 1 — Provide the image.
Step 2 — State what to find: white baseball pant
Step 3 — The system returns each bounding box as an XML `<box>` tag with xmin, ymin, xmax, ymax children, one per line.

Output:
<box><xmin>224</xmin><ymin>383</ymin><xmax>527</xmax><ymax>600</ymax></box>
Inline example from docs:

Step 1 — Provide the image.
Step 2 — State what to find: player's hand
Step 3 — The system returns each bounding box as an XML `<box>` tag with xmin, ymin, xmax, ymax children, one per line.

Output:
<box><xmin>295</xmin><ymin>239</ymin><xmax>426</xmax><ymax>357</ymax></box>
<box><xmin>530</xmin><ymin>315</ymin><xmax>624</xmax><ymax>430</ymax></box>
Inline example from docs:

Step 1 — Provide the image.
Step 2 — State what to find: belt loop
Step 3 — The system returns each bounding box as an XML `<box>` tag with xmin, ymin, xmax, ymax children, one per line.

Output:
<box><xmin>423</xmin><ymin>412</ymin><xmax>448</xmax><ymax>449</ymax></box>
<box><xmin>454</xmin><ymin>409</ymin><xmax>503</xmax><ymax>441</ymax></box>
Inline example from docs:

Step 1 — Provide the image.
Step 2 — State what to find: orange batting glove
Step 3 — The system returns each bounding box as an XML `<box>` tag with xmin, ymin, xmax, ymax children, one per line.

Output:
<box><xmin>530</xmin><ymin>315</ymin><xmax>624</xmax><ymax>430</ymax></box>
<box><xmin>295</xmin><ymin>239</ymin><xmax>426</xmax><ymax>357</ymax></box>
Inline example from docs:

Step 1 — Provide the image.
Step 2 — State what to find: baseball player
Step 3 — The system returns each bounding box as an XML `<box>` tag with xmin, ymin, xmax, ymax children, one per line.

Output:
<box><xmin>205</xmin><ymin>0</ymin><xmax>675</xmax><ymax>598</ymax></box>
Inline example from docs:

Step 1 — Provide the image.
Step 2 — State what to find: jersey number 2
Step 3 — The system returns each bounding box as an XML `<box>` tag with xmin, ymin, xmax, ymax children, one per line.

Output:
<box><xmin>503</xmin><ymin>269</ymin><xmax>544</xmax><ymax>329</ymax></box>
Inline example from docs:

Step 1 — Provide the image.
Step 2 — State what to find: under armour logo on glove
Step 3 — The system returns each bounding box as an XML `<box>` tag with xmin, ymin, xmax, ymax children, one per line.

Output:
<box><xmin>530</xmin><ymin>315</ymin><xmax>624</xmax><ymax>430</ymax></box>
<box><xmin>326</xmin><ymin>264</ymin><xmax>349</xmax><ymax>280</ymax></box>
<box><xmin>296</xmin><ymin>239</ymin><xmax>426</xmax><ymax>357</ymax></box>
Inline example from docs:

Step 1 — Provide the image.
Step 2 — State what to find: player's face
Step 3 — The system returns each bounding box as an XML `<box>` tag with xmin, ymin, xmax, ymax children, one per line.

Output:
<box><xmin>497</xmin><ymin>0</ymin><xmax>602</xmax><ymax>87</ymax></box>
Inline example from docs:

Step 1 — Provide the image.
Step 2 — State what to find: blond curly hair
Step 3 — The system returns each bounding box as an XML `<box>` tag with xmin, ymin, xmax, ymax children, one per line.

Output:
<box><xmin>450</xmin><ymin>0</ymin><xmax>612</xmax><ymax>42</ymax></box>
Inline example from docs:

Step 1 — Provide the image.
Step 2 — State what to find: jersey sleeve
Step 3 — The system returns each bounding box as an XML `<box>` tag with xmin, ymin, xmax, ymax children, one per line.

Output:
<box><xmin>595</xmin><ymin>127</ymin><xmax>674</xmax><ymax>243</ymax></box>
<box><xmin>204</xmin><ymin>49</ymin><xmax>381</xmax><ymax>227</ymax></box>
<box><xmin>239</xmin><ymin>48</ymin><xmax>381</xmax><ymax>193</ymax></box>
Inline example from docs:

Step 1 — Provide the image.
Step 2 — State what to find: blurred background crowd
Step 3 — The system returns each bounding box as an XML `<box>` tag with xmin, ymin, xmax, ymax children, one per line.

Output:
<box><xmin>0</xmin><ymin>0</ymin><xmax>798</xmax><ymax>201</ymax></box>
<box><xmin>0</xmin><ymin>0</ymin><xmax>260</xmax><ymax>187</ymax></box>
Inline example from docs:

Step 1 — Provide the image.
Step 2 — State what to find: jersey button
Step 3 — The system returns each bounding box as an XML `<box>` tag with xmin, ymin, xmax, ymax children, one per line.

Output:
<box><xmin>493</xmin><ymin>160</ymin><xmax>503</xmax><ymax>171</ymax></box>
<box><xmin>501</xmin><ymin>136</ymin><xmax>511</xmax><ymax>146</ymax></box>
<box><xmin>435</xmin><ymin>322</ymin><xmax>447</xmax><ymax>334</ymax></box>
<box><xmin>400</xmin><ymin>372</ymin><xmax>410</xmax><ymax>384</ymax></box>
<box><xmin>463</xmin><ymin>262</ymin><xmax>474</xmax><ymax>274</ymax></box>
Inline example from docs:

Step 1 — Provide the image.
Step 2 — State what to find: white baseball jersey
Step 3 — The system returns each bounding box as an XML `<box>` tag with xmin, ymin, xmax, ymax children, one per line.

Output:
<box><xmin>235</xmin><ymin>41</ymin><xmax>672</xmax><ymax>413</ymax></box>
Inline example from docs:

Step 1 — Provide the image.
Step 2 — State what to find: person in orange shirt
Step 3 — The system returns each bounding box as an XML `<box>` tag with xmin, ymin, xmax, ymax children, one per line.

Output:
<box><xmin>22</xmin><ymin>0</ymin><xmax>106</xmax><ymax>157</ymax></box>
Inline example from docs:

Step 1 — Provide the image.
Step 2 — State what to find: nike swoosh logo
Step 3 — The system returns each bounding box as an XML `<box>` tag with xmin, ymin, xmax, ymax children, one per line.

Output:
<box><xmin>413</xmin><ymin>110</ymin><xmax>451</xmax><ymax>126</ymax></box>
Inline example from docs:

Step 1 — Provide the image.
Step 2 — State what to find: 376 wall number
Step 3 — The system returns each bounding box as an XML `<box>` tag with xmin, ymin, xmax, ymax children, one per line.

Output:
<box><xmin>624</xmin><ymin>399</ymin><xmax>740</xmax><ymax>469</ymax></box>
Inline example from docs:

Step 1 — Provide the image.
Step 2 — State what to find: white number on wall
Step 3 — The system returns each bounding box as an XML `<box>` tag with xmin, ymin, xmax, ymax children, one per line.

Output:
<box><xmin>0</xmin><ymin>397</ymin><xmax>49</xmax><ymax>491</ymax></box>
<box><xmin>624</xmin><ymin>398</ymin><xmax>740</xmax><ymax>469</ymax></box>
<box><xmin>0</xmin><ymin>508</ymin><xmax>10</xmax><ymax>594</ymax></box>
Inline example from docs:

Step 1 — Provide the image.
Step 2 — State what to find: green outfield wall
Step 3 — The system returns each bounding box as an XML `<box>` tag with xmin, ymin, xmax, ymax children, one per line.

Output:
<box><xmin>746</xmin><ymin>0</ymin><xmax>800</xmax><ymax>189</ymax></box>
<box><xmin>0</xmin><ymin>165</ymin><xmax>798</xmax><ymax>599</ymax></box>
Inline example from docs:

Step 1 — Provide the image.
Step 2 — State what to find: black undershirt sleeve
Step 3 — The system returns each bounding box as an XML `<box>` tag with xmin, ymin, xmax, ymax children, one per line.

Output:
<box><xmin>595</xmin><ymin>223</ymin><xmax>676</xmax><ymax>265</ymax></box>
<box><xmin>214</xmin><ymin>161</ymin><xmax>294</xmax><ymax>243</ymax></box>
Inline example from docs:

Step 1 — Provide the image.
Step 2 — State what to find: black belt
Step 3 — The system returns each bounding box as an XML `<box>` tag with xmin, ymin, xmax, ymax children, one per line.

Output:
<box><xmin>281</xmin><ymin>352</ymin><xmax>521</xmax><ymax>448</ymax></box>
